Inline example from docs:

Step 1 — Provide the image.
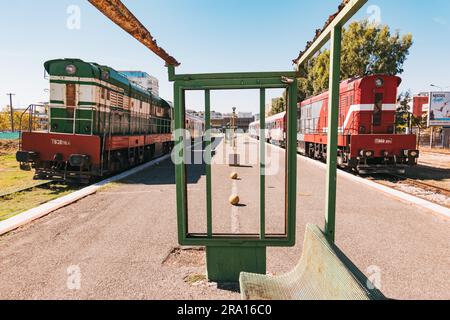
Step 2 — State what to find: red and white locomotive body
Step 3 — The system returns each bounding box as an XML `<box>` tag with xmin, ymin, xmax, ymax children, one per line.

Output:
<box><xmin>298</xmin><ymin>75</ymin><xmax>419</xmax><ymax>173</ymax></box>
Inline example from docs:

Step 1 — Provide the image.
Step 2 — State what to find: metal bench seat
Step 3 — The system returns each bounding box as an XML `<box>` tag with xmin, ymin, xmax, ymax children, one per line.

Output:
<box><xmin>239</xmin><ymin>224</ymin><xmax>386</xmax><ymax>300</ymax></box>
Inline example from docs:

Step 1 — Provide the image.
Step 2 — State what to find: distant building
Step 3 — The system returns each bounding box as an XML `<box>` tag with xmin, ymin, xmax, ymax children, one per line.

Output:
<box><xmin>208</xmin><ymin>110</ymin><xmax>255</xmax><ymax>132</ymax></box>
<box><xmin>211</xmin><ymin>111</ymin><xmax>223</xmax><ymax>119</ymax></box>
<box><xmin>412</xmin><ymin>93</ymin><xmax>429</xmax><ymax>118</ymax></box>
<box><xmin>222</xmin><ymin>112</ymin><xmax>255</xmax><ymax>132</ymax></box>
<box><xmin>119</xmin><ymin>71</ymin><xmax>159</xmax><ymax>96</ymax></box>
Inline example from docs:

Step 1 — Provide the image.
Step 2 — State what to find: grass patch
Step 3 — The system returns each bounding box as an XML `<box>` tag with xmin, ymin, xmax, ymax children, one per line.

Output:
<box><xmin>0</xmin><ymin>183</ymin><xmax>81</xmax><ymax>221</ymax></box>
<box><xmin>97</xmin><ymin>181</ymin><xmax>125</xmax><ymax>192</ymax></box>
<box><xmin>184</xmin><ymin>274</ymin><xmax>207</xmax><ymax>285</ymax></box>
<box><xmin>0</xmin><ymin>153</ymin><xmax>37</xmax><ymax>194</ymax></box>
<box><xmin>0</xmin><ymin>148</ymin><xmax>82</xmax><ymax>221</ymax></box>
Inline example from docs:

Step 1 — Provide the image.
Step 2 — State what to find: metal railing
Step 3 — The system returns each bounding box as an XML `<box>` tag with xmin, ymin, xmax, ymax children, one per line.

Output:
<box><xmin>18</xmin><ymin>104</ymin><xmax>46</xmax><ymax>150</ymax></box>
<box><xmin>417</xmin><ymin>131</ymin><xmax>450</xmax><ymax>149</ymax></box>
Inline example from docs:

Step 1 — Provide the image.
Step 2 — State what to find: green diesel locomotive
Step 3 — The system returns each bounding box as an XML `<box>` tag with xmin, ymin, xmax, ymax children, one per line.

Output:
<box><xmin>17</xmin><ymin>58</ymin><xmax>180</xmax><ymax>183</ymax></box>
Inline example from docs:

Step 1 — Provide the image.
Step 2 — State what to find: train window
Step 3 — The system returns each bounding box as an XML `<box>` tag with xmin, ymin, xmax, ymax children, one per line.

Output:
<box><xmin>66</xmin><ymin>83</ymin><xmax>76</xmax><ymax>107</ymax></box>
<box><xmin>373</xmin><ymin>93</ymin><xmax>383</xmax><ymax>126</ymax></box>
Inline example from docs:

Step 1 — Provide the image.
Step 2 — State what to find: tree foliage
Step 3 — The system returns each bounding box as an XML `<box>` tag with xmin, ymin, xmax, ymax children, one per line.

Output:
<box><xmin>396</xmin><ymin>91</ymin><xmax>411</xmax><ymax>133</ymax></box>
<box><xmin>270</xmin><ymin>97</ymin><xmax>286</xmax><ymax>116</ymax></box>
<box><xmin>297</xmin><ymin>20</ymin><xmax>413</xmax><ymax>101</ymax></box>
<box><xmin>0</xmin><ymin>109</ymin><xmax>41</xmax><ymax>132</ymax></box>
<box><xmin>396</xmin><ymin>91</ymin><xmax>428</xmax><ymax>133</ymax></box>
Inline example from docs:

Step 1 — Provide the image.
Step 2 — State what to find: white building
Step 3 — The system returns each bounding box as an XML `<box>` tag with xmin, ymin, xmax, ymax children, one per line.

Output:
<box><xmin>119</xmin><ymin>71</ymin><xmax>159</xmax><ymax>96</ymax></box>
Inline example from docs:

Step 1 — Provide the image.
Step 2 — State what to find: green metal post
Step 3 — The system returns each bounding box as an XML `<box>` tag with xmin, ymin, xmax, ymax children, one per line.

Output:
<box><xmin>287</xmin><ymin>81</ymin><xmax>298</xmax><ymax>242</ymax></box>
<box><xmin>324</xmin><ymin>26</ymin><xmax>342</xmax><ymax>243</ymax></box>
<box><xmin>174</xmin><ymin>83</ymin><xmax>186</xmax><ymax>243</ymax></box>
<box><xmin>259</xmin><ymin>89</ymin><xmax>266</xmax><ymax>239</ymax></box>
<box><xmin>205</xmin><ymin>90</ymin><xmax>213</xmax><ymax>236</ymax></box>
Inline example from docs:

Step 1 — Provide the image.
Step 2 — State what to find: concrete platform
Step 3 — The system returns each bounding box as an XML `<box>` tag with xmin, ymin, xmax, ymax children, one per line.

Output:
<box><xmin>0</xmin><ymin>135</ymin><xmax>448</xmax><ymax>300</ymax></box>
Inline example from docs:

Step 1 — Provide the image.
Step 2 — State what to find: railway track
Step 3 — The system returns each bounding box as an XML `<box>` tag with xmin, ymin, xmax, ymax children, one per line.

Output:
<box><xmin>262</xmin><ymin>138</ymin><xmax>450</xmax><ymax>198</ymax></box>
<box><xmin>0</xmin><ymin>181</ymin><xmax>53</xmax><ymax>199</ymax></box>
<box><xmin>365</xmin><ymin>172</ymin><xmax>450</xmax><ymax>209</ymax></box>
<box><xmin>384</xmin><ymin>174</ymin><xmax>450</xmax><ymax>196</ymax></box>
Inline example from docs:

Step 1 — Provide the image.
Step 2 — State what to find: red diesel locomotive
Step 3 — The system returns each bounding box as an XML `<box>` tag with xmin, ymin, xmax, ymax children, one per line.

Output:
<box><xmin>250</xmin><ymin>75</ymin><xmax>419</xmax><ymax>174</ymax></box>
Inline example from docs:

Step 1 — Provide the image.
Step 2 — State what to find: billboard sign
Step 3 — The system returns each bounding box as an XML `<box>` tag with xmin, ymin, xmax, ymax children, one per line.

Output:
<box><xmin>428</xmin><ymin>92</ymin><xmax>450</xmax><ymax>126</ymax></box>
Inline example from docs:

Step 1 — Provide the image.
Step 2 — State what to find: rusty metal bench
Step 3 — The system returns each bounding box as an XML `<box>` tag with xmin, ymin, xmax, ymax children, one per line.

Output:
<box><xmin>239</xmin><ymin>224</ymin><xmax>386</xmax><ymax>300</ymax></box>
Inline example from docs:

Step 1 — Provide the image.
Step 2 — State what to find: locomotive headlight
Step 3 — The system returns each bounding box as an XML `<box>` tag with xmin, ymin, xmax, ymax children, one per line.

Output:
<box><xmin>375</xmin><ymin>78</ymin><xmax>384</xmax><ymax>87</ymax></box>
<box><xmin>409</xmin><ymin>150</ymin><xmax>419</xmax><ymax>158</ymax></box>
<box><xmin>69</xmin><ymin>154</ymin><xmax>90</xmax><ymax>167</ymax></box>
<box><xmin>65</xmin><ymin>64</ymin><xmax>77</xmax><ymax>75</ymax></box>
<box><xmin>360</xmin><ymin>150</ymin><xmax>374</xmax><ymax>158</ymax></box>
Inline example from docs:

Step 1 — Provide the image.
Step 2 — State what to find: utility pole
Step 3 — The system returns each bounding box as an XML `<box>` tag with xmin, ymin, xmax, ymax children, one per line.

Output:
<box><xmin>6</xmin><ymin>93</ymin><xmax>15</xmax><ymax>132</ymax></box>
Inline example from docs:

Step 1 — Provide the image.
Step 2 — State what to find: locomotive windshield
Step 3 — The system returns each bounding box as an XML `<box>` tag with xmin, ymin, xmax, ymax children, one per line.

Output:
<box><xmin>373</xmin><ymin>92</ymin><xmax>383</xmax><ymax>127</ymax></box>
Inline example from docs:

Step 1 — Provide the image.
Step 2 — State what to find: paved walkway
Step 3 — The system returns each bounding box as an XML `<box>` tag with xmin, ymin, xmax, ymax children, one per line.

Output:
<box><xmin>418</xmin><ymin>150</ymin><xmax>450</xmax><ymax>170</ymax></box>
<box><xmin>0</xmin><ymin>135</ymin><xmax>448</xmax><ymax>299</ymax></box>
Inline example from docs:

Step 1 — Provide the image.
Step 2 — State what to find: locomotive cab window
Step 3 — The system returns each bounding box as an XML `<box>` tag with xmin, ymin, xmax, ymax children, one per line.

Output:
<box><xmin>373</xmin><ymin>93</ymin><xmax>383</xmax><ymax>127</ymax></box>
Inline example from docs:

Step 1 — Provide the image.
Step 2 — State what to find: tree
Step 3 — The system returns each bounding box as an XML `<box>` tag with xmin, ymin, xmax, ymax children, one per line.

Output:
<box><xmin>396</xmin><ymin>91</ymin><xmax>428</xmax><ymax>135</ymax></box>
<box><xmin>0</xmin><ymin>110</ymin><xmax>10</xmax><ymax>131</ymax></box>
<box><xmin>297</xmin><ymin>20</ymin><xmax>413</xmax><ymax>101</ymax></box>
<box><xmin>396</xmin><ymin>91</ymin><xmax>411</xmax><ymax>133</ymax></box>
<box><xmin>270</xmin><ymin>97</ymin><xmax>286</xmax><ymax>116</ymax></box>
<box><xmin>0</xmin><ymin>110</ymin><xmax>40</xmax><ymax>132</ymax></box>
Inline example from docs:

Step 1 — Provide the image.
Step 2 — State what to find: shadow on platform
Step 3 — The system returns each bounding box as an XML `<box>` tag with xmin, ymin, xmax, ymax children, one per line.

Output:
<box><xmin>116</xmin><ymin>137</ymin><xmax>224</xmax><ymax>186</ymax></box>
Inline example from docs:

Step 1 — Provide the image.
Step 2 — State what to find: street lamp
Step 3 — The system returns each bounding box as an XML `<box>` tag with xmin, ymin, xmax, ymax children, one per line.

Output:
<box><xmin>231</xmin><ymin>107</ymin><xmax>237</xmax><ymax>148</ymax></box>
<box><xmin>430</xmin><ymin>84</ymin><xmax>450</xmax><ymax>91</ymax></box>
<box><xmin>229</xmin><ymin>107</ymin><xmax>240</xmax><ymax>166</ymax></box>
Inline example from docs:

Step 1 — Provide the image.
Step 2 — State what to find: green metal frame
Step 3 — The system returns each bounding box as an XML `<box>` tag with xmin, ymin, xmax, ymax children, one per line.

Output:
<box><xmin>88</xmin><ymin>0</ymin><xmax>371</xmax><ymax>284</ymax></box>
<box><xmin>295</xmin><ymin>0</ymin><xmax>368</xmax><ymax>243</ymax></box>
<box><xmin>169</xmin><ymin>66</ymin><xmax>298</xmax><ymax>248</ymax></box>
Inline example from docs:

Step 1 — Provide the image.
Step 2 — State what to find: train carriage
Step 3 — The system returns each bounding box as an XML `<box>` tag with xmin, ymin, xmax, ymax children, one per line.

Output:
<box><xmin>185</xmin><ymin>113</ymin><xmax>205</xmax><ymax>141</ymax></box>
<box><xmin>16</xmin><ymin>59</ymin><xmax>178</xmax><ymax>183</ymax></box>
<box><xmin>249</xmin><ymin>112</ymin><xmax>286</xmax><ymax>147</ymax></box>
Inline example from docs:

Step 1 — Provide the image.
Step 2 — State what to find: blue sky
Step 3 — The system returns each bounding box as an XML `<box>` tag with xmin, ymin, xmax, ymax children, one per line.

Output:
<box><xmin>1</xmin><ymin>0</ymin><xmax>449</xmax><ymax>114</ymax></box>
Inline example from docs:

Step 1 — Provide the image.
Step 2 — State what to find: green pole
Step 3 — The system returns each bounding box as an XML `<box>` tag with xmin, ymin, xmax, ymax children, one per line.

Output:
<box><xmin>287</xmin><ymin>80</ymin><xmax>298</xmax><ymax>242</ymax></box>
<box><xmin>205</xmin><ymin>90</ymin><xmax>213</xmax><ymax>236</ymax></box>
<box><xmin>324</xmin><ymin>25</ymin><xmax>342</xmax><ymax>243</ymax></box>
<box><xmin>174</xmin><ymin>83</ymin><xmax>186</xmax><ymax>243</ymax></box>
<box><xmin>259</xmin><ymin>89</ymin><xmax>266</xmax><ymax>240</ymax></box>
